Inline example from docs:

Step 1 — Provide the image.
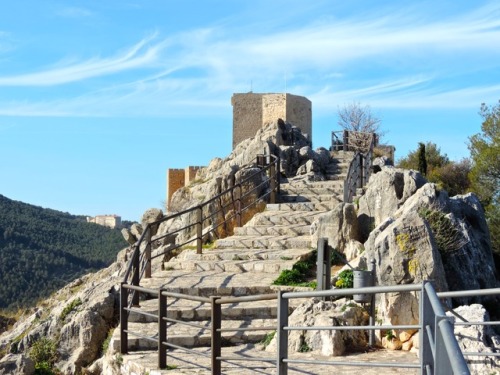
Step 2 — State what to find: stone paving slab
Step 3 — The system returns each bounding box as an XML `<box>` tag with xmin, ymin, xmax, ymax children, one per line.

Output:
<box><xmin>177</xmin><ymin>247</ymin><xmax>313</xmax><ymax>261</ymax></box>
<box><xmin>114</xmin><ymin>319</ymin><xmax>277</xmax><ymax>350</ymax></box>
<box><xmin>234</xmin><ymin>224</ymin><xmax>310</xmax><ymax>236</ymax></box>
<box><xmin>165</xmin><ymin>258</ymin><xmax>296</xmax><ymax>274</ymax></box>
<box><xmin>120</xmin><ymin>344</ymin><xmax>419</xmax><ymax>375</ymax></box>
<box><xmin>215</xmin><ymin>235</ymin><xmax>312</xmax><ymax>250</ymax></box>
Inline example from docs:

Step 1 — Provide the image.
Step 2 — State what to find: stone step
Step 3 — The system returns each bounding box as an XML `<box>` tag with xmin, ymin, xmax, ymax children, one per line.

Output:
<box><xmin>114</xmin><ymin>318</ymin><xmax>276</xmax><ymax>351</ymax></box>
<box><xmin>279</xmin><ymin>194</ymin><xmax>341</xmax><ymax>204</ymax></box>
<box><xmin>234</xmin><ymin>224</ymin><xmax>310</xmax><ymax>236</ymax></box>
<box><xmin>175</xmin><ymin>247</ymin><xmax>313</xmax><ymax>262</ymax></box>
<box><xmin>250</xmin><ymin>210</ymin><xmax>322</xmax><ymax>226</ymax></box>
<box><xmin>265</xmin><ymin>202</ymin><xmax>316</xmax><ymax>212</ymax></box>
<box><xmin>280</xmin><ymin>180</ymin><xmax>344</xmax><ymax>190</ymax></box>
<box><xmin>140</xmin><ymin>270</ymin><xmax>278</xmax><ymax>296</ymax></box>
<box><xmin>127</xmin><ymin>295</ymin><xmax>303</xmax><ymax>324</ymax></box>
<box><xmin>164</xmin><ymin>258</ymin><xmax>295</xmax><ymax>274</ymax></box>
<box><xmin>214</xmin><ymin>235</ymin><xmax>311</xmax><ymax>250</ymax></box>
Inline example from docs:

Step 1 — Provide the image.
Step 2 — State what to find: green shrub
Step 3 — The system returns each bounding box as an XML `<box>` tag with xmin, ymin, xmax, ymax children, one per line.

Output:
<box><xmin>29</xmin><ymin>337</ymin><xmax>58</xmax><ymax>374</ymax></box>
<box><xmin>419</xmin><ymin>208</ymin><xmax>465</xmax><ymax>253</ymax></box>
<box><xmin>335</xmin><ymin>269</ymin><xmax>354</xmax><ymax>289</ymax></box>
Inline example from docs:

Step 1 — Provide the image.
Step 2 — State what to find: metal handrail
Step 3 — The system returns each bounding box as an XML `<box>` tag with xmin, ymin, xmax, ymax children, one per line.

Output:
<box><xmin>120</xmin><ymin>279</ymin><xmax>499</xmax><ymax>374</ymax></box>
<box><xmin>342</xmin><ymin>130</ymin><xmax>376</xmax><ymax>203</ymax></box>
<box><xmin>121</xmin><ymin>153</ymin><xmax>280</xmax><ymax>305</ymax></box>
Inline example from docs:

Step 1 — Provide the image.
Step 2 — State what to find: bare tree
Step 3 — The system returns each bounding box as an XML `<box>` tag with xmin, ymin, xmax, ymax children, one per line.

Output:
<box><xmin>337</xmin><ymin>102</ymin><xmax>383</xmax><ymax>152</ymax></box>
<box><xmin>337</xmin><ymin>102</ymin><xmax>382</xmax><ymax>134</ymax></box>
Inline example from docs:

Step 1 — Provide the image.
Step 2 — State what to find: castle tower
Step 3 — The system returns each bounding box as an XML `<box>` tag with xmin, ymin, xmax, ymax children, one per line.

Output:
<box><xmin>231</xmin><ymin>93</ymin><xmax>312</xmax><ymax>149</ymax></box>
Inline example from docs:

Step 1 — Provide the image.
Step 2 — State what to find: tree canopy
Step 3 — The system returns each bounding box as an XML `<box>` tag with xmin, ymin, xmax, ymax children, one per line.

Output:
<box><xmin>468</xmin><ymin>101</ymin><xmax>500</xmax><ymax>256</ymax></box>
<box><xmin>0</xmin><ymin>195</ymin><xmax>127</xmax><ymax>310</ymax></box>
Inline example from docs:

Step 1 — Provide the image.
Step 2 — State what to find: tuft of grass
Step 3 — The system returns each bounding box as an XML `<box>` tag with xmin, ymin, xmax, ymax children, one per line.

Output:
<box><xmin>272</xmin><ymin>251</ymin><xmax>317</xmax><ymax>286</ymax></box>
<box><xmin>260</xmin><ymin>331</ymin><xmax>276</xmax><ymax>348</ymax></box>
<box><xmin>298</xmin><ymin>342</ymin><xmax>312</xmax><ymax>352</ymax></box>
<box><xmin>59</xmin><ymin>298</ymin><xmax>82</xmax><ymax>322</ymax></box>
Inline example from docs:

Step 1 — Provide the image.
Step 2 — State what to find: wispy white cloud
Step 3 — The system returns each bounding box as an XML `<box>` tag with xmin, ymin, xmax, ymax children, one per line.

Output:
<box><xmin>0</xmin><ymin>2</ymin><xmax>499</xmax><ymax>115</ymax></box>
<box><xmin>56</xmin><ymin>7</ymin><xmax>93</xmax><ymax>18</ymax></box>
<box><xmin>0</xmin><ymin>33</ymin><xmax>163</xmax><ymax>86</ymax></box>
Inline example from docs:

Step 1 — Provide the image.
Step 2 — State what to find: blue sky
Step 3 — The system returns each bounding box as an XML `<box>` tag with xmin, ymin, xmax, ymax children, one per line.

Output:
<box><xmin>0</xmin><ymin>1</ymin><xmax>499</xmax><ymax>221</ymax></box>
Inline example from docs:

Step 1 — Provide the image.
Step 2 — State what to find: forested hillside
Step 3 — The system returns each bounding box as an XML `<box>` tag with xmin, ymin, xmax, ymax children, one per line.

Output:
<box><xmin>0</xmin><ymin>194</ymin><xmax>127</xmax><ymax>310</ymax></box>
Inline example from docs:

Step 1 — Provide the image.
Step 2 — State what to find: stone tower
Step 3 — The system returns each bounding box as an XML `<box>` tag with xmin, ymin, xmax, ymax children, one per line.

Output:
<box><xmin>231</xmin><ymin>93</ymin><xmax>312</xmax><ymax>148</ymax></box>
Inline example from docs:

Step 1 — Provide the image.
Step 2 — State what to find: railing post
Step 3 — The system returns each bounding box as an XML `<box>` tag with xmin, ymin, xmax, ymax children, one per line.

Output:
<box><xmin>211</xmin><ymin>296</ymin><xmax>222</xmax><ymax>375</ymax></box>
<box><xmin>270</xmin><ymin>163</ymin><xmax>276</xmax><ymax>204</ymax></box>
<box><xmin>131</xmin><ymin>248</ymin><xmax>140</xmax><ymax>306</ymax></box>
<box><xmin>434</xmin><ymin>316</ymin><xmax>454</xmax><ymax>375</ymax></box>
<box><xmin>316</xmin><ymin>238</ymin><xmax>331</xmax><ymax>294</ymax></box>
<box><xmin>145</xmin><ymin>228</ymin><xmax>152</xmax><ymax>278</ymax></box>
<box><xmin>316</xmin><ymin>238</ymin><xmax>325</xmax><ymax>291</ymax></box>
<box><xmin>369</xmin><ymin>259</ymin><xmax>376</xmax><ymax>346</ymax></box>
<box><xmin>158</xmin><ymin>289</ymin><xmax>167</xmax><ymax>369</ymax></box>
<box><xmin>236</xmin><ymin>184</ymin><xmax>242</xmax><ymax>227</ymax></box>
<box><xmin>196</xmin><ymin>206</ymin><xmax>203</xmax><ymax>254</ymax></box>
<box><xmin>277</xmin><ymin>290</ymin><xmax>289</xmax><ymax>375</ymax></box>
<box><xmin>420</xmin><ymin>281</ymin><xmax>435</xmax><ymax>375</ymax></box>
<box><xmin>120</xmin><ymin>283</ymin><xmax>128</xmax><ymax>354</ymax></box>
<box><xmin>343</xmin><ymin>130</ymin><xmax>349</xmax><ymax>152</ymax></box>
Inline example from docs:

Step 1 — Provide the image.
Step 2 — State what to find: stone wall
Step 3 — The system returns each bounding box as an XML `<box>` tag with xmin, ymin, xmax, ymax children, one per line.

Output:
<box><xmin>231</xmin><ymin>93</ymin><xmax>311</xmax><ymax>148</ymax></box>
<box><xmin>167</xmin><ymin>169</ymin><xmax>185</xmax><ymax>208</ymax></box>
<box><xmin>166</xmin><ymin>166</ymin><xmax>204</xmax><ymax>209</ymax></box>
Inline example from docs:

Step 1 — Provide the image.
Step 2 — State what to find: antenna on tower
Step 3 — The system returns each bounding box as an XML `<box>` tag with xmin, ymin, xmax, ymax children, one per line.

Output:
<box><xmin>250</xmin><ymin>79</ymin><xmax>253</xmax><ymax>93</ymax></box>
<box><xmin>284</xmin><ymin>71</ymin><xmax>287</xmax><ymax>93</ymax></box>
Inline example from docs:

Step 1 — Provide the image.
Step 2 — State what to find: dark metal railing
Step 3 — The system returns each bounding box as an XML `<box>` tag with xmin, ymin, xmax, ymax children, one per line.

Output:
<box><xmin>340</xmin><ymin>131</ymin><xmax>377</xmax><ymax>203</ymax></box>
<box><xmin>120</xmin><ymin>278</ymin><xmax>500</xmax><ymax>373</ymax></box>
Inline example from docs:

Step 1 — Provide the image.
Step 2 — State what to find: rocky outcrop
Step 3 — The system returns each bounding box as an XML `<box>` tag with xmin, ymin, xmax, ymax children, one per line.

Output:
<box><xmin>0</xmin><ymin>354</ymin><xmax>34</xmax><ymax>375</ymax></box>
<box><xmin>447</xmin><ymin>304</ymin><xmax>500</xmax><ymax>374</ymax></box>
<box><xmin>357</xmin><ymin>167</ymin><xmax>426</xmax><ymax>241</ymax></box>
<box><xmin>0</xmin><ymin>260</ymin><xmax>126</xmax><ymax>375</ymax></box>
<box><xmin>266</xmin><ymin>298</ymin><xmax>369</xmax><ymax>356</ymax></box>
<box><xmin>359</xmin><ymin>168</ymin><xmax>499</xmax><ymax>328</ymax></box>
<box><xmin>310</xmin><ymin>203</ymin><xmax>361</xmax><ymax>255</ymax></box>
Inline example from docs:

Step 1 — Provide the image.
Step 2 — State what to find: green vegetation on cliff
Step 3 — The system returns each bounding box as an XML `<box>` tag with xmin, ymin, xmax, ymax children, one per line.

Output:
<box><xmin>0</xmin><ymin>194</ymin><xmax>126</xmax><ymax>310</ymax></box>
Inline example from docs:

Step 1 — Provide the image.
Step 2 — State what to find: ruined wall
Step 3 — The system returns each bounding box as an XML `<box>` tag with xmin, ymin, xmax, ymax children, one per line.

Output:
<box><xmin>285</xmin><ymin>94</ymin><xmax>312</xmax><ymax>140</ymax></box>
<box><xmin>167</xmin><ymin>168</ymin><xmax>185</xmax><ymax>207</ymax></box>
<box><xmin>167</xmin><ymin>166</ymin><xmax>205</xmax><ymax>209</ymax></box>
<box><xmin>185</xmin><ymin>166</ymin><xmax>202</xmax><ymax>186</ymax></box>
<box><xmin>231</xmin><ymin>93</ymin><xmax>311</xmax><ymax>148</ymax></box>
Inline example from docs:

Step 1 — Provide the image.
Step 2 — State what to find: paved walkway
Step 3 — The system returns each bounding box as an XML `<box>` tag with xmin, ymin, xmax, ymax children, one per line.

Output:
<box><xmin>121</xmin><ymin>344</ymin><xmax>420</xmax><ymax>374</ymax></box>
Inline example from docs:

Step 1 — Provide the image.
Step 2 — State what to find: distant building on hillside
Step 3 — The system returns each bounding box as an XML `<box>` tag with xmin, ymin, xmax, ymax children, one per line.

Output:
<box><xmin>87</xmin><ymin>215</ymin><xmax>121</xmax><ymax>229</ymax></box>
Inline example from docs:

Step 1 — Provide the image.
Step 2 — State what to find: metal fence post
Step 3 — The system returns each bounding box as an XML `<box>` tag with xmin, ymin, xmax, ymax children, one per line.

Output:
<box><xmin>131</xmin><ymin>249</ymin><xmax>140</xmax><ymax>306</ymax></box>
<box><xmin>196</xmin><ymin>206</ymin><xmax>203</xmax><ymax>254</ymax></box>
<box><xmin>435</xmin><ymin>315</ymin><xmax>453</xmax><ymax>375</ymax></box>
<box><xmin>277</xmin><ymin>291</ymin><xmax>289</xmax><ymax>375</ymax></box>
<box><xmin>120</xmin><ymin>283</ymin><xmax>128</xmax><ymax>354</ymax></box>
<box><xmin>145</xmin><ymin>228</ymin><xmax>152</xmax><ymax>278</ymax></box>
<box><xmin>369</xmin><ymin>259</ymin><xmax>376</xmax><ymax>346</ymax></box>
<box><xmin>420</xmin><ymin>282</ymin><xmax>435</xmax><ymax>375</ymax></box>
<box><xmin>236</xmin><ymin>184</ymin><xmax>242</xmax><ymax>227</ymax></box>
<box><xmin>158</xmin><ymin>289</ymin><xmax>167</xmax><ymax>369</ymax></box>
<box><xmin>211</xmin><ymin>296</ymin><xmax>222</xmax><ymax>375</ymax></box>
<box><xmin>316</xmin><ymin>238</ymin><xmax>326</xmax><ymax>291</ymax></box>
<box><xmin>270</xmin><ymin>163</ymin><xmax>276</xmax><ymax>204</ymax></box>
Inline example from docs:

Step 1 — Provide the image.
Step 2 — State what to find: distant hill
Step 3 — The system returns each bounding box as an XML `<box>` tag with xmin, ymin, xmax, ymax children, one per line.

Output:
<box><xmin>0</xmin><ymin>194</ymin><xmax>127</xmax><ymax>310</ymax></box>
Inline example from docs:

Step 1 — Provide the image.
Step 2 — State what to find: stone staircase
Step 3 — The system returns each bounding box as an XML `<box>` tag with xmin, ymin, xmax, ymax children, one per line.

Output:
<box><xmin>114</xmin><ymin>151</ymin><xmax>351</xmax><ymax>364</ymax></box>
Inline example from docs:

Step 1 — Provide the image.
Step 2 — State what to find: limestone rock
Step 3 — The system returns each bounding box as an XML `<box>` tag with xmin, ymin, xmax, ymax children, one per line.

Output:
<box><xmin>343</xmin><ymin>240</ymin><xmax>365</xmax><ymax>262</ymax></box>
<box><xmin>130</xmin><ymin>223</ymin><xmax>143</xmax><ymax>239</ymax></box>
<box><xmin>363</xmin><ymin>210</ymin><xmax>448</xmax><ymax>326</ymax></box>
<box><xmin>311</xmin><ymin>203</ymin><xmax>361</xmax><ymax>254</ymax></box>
<box><xmin>121</xmin><ymin>228</ymin><xmax>136</xmax><ymax>245</ymax></box>
<box><xmin>141</xmin><ymin>208</ymin><xmax>163</xmax><ymax>236</ymax></box>
<box><xmin>0</xmin><ymin>354</ymin><xmax>34</xmax><ymax>375</ymax></box>
<box><xmin>266</xmin><ymin>298</ymin><xmax>369</xmax><ymax>356</ymax></box>
<box><xmin>357</xmin><ymin>168</ymin><xmax>427</xmax><ymax>241</ymax></box>
<box><xmin>447</xmin><ymin>304</ymin><xmax>500</xmax><ymax>374</ymax></box>
<box><xmin>382</xmin><ymin>336</ymin><xmax>402</xmax><ymax>350</ymax></box>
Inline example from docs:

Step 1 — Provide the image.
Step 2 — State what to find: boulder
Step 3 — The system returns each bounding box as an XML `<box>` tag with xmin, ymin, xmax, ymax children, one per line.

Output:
<box><xmin>141</xmin><ymin>208</ymin><xmax>163</xmax><ymax>236</ymax></box>
<box><xmin>311</xmin><ymin>203</ymin><xmax>360</xmax><ymax>254</ymax></box>
<box><xmin>357</xmin><ymin>168</ymin><xmax>427</xmax><ymax>241</ymax></box>
<box><xmin>121</xmin><ymin>228</ymin><xmax>136</xmax><ymax>245</ymax></box>
<box><xmin>266</xmin><ymin>298</ymin><xmax>369</xmax><ymax>356</ymax></box>
<box><xmin>280</xmin><ymin>146</ymin><xmax>300</xmax><ymax>177</ymax></box>
<box><xmin>447</xmin><ymin>304</ymin><xmax>500</xmax><ymax>374</ymax></box>
<box><xmin>130</xmin><ymin>223</ymin><xmax>143</xmax><ymax>239</ymax></box>
<box><xmin>0</xmin><ymin>354</ymin><xmax>34</xmax><ymax>375</ymax></box>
